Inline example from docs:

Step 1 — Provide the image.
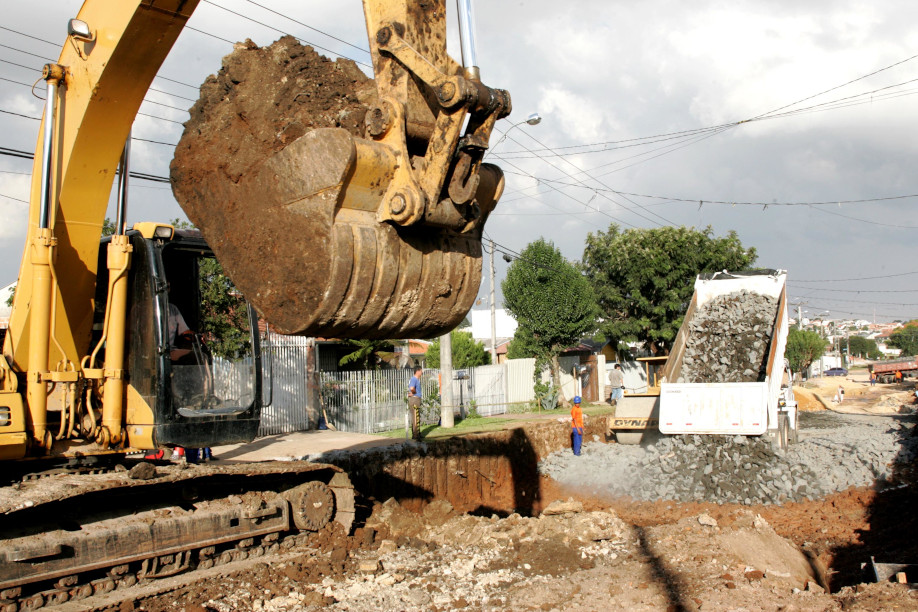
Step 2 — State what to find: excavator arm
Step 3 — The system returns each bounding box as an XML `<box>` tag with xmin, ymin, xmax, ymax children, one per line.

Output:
<box><xmin>1</xmin><ymin>0</ymin><xmax>509</xmax><ymax>454</ymax></box>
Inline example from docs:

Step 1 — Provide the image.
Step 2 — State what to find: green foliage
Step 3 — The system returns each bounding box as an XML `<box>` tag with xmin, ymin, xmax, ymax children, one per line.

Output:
<box><xmin>533</xmin><ymin>378</ymin><xmax>559</xmax><ymax>410</ymax></box>
<box><xmin>848</xmin><ymin>336</ymin><xmax>881</xmax><ymax>359</ymax></box>
<box><xmin>198</xmin><ymin>257</ymin><xmax>251</xmax><ymax>359</ymax></box>
<box><xmin>424</xmin><ymin>330</ymin><xmax>491</xmax><ymax>369</ymax></box>
<box><xmin>502</xmin><ymin>238</ymin><xmax>597</xmax><ymax>390</ymax></box>
<box><xmin>4</xmin><ymin>284</ymin><xmax>14</xmax><ymax>308</ymax></box>
<box><xmin>505</xmin><ymin>326</ymin><xmax>544</xmax><ymax>365</ymax></box>
<box><xmin>170</xmin><ymin>217</ymin><xmax>195</xmax><ymax>230</ymax></box>
<box><xmin>889</xmin><ymin>321</ymin><xmax>918</xmax><ymax>356</ymax></box>
<box><xmin>102</xmin><ymin>217</ymin><xmax>117</xmax><ymax>237</ymax></box>
<box><xmin>786</xmin><ymin>329</ymin><xmax>828</xmax><ymax>375</ymax></box>
<box><xmin>580</xmin><ymin>224</ymin><xmax>756</xmax><ymax>354</ymax></box>
<box><xmin>338</xmin><ymin>339</ymin><xmax>395</xmax><ymax>370</ymax></box>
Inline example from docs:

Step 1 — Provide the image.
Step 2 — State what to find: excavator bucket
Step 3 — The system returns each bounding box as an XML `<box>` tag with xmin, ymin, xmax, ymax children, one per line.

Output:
<box><xmin>171</xmin><ymin>1</ymin><xmax>510</xmax><ymax>339</ymax></box>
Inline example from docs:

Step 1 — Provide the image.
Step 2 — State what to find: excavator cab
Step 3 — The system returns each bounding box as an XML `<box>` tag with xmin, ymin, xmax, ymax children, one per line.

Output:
<box><xmin>93</xmin><ymin>228</ymin><xmax>262</xmax><ymax>450</ymax></box>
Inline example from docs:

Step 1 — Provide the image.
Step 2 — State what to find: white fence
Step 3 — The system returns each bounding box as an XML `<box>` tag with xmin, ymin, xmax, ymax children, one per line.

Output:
<box><xmin>257</xmin><ymin>345</ymin><xmax>550</xmax><ymax>435</ymax></box>
<box><xmin>319</xmin><ymin>369</ymin><xmax>412</xmax><ymax>434</ymax></box>
<box><xmin>259</xmin><ymin>334</ymin><xmax>313</xmax><ymax>436</ymax></box>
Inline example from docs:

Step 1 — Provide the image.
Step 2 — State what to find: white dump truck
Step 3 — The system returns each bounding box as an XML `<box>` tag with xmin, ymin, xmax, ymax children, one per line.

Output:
<box><xmin>657</xmin><ymin>270</ymin><xmax>798</xmax><ymax>448</ymax></box>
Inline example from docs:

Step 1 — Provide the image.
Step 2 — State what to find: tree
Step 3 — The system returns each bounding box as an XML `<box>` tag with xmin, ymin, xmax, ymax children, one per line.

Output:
<box><xmin>848</xmin><ymin>336</ymin><xmax>881</xmax><ymax>360</ymax></box>
<box><xmin>786</xmin><ymin>329</ymin><xmax>828</xmax><ymax>376</ymax></box>
<box><xmin>581</xmin><ymin>224</ymin><xmax>756</xmax><ymax>355</ymax></box>
<box><xmin>502</xmin><ymin>238</ymin><xmax>597</xmax><ymax>398</ymax></box>
<box><xmin>338</xmin><ymin>339</ymin><xmax>396</xmax><ymax>370</ymax></box>
<box><xmin>506</xmin><ymin>326</ymin><xmax>541</xmax><ymax>362</ymax></box>
<box><xmin>198</xmin><ymin>257</ymin><xmax>251</xmax><ymax>359</ymax></box>
<box><xmin>889</xmin><ymin>321</ymin><xmax>918</xmax><ymax>356</ymax></box>
<box><xmin>424</xmin><ymin>330</ymin><xmax>490</xmax><ymax>369</ymax></box>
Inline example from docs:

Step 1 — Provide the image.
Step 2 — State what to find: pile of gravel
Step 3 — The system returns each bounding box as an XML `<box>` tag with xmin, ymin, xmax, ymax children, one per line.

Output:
<box><xmin>680</xmin><ymin>290</ymin><xmax>778</xmax><ymax>383</ymax></box>
<box><xmin>540</xmin><ymin>414</ymin><xmax>918</xmax><ymax>505</ymax></box>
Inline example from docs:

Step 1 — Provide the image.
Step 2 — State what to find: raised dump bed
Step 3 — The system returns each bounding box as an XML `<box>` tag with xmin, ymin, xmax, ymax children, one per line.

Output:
<box><xmin>658</xmin><ymin>270</ymin><xmax>797</xmax><ymax>447</ymax></box>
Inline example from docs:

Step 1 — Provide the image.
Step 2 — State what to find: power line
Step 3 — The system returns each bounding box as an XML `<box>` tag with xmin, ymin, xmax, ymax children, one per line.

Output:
<box><xmin>797</xmin><ymin>303</ymin><xmax>913</xmax><ymax>320</ymax></box>
<box><xmin>0</xmin><ymin>146</ymin><xmax>171</xmax><ymax>183</ymax></box>
<box><xmin>504</xmin><ymin>55</ymin><xmax>918</xmax><ymax>161</ymax></box>
<box><xmin>1</xmin><ymin>58</ymin><xmax>191</xmax><ymax>116</ymax></box>
<box><xmin>0</xmin><ymin>25</ymin><xmax>59</xmax><ymax>48</ymax></box>
<box><xmin>793</xmin><ymin>270</ymin><xmax>918</xmax><ymax>283</ymax></box>
<box><xmin>805</xmin><ymin>204</ymin><xmax>918</xmax><ymax>229</ymax></box>
<box><xmin>197</xmin><ymin>1</ymin><xmax>372</xmax><ymax>69</ymax></box>
<box><xmin>0</xmin><ymin>108</ymin><xmax>39</xmax><ymax>122</ymax></box>
<box><xmin>501</xmin><ymin>175</ymin><xmax>918</xmax><ymax>218</ymax></box>
<box><xmin>0</xmin><ymin>145</ymin><xmax>35</xmax><ymax>159</ymax></box>
<box><xmin>0</xmin><ymin>23</ymin><xmax>204</xmax><ymax>94</ymax></box>
<box><xmin>239</xmin><ymin>0</ymin><xmax>370</xmax><ymax>54</ymax></box>
<box><xmin>500</xmin><ymin>126</ymin><xmax>676</xmax><ymax>226</ymax></box>
<box><xmin>752</xmin><ymin>52</ymin><xmax>918</xmax><ymax>121</ymax></box>
<box><xmin>791</xmin><ymin>295</ymin><xmax>918</xmax><ymax>307</ymax></box>
<box><xmin>787</xmin><ymin>285</ymin><xmax>918</xmax><ymax>294</ymax></box>
<box><xmin>495</xmin><ymin>155</ymin><xmax>640</xmax><ymax>229</ymax></box>
<box><xmin>0</xmin><ymin>192</ymin><xmax>28</xmax><ymax>204</ymax></box>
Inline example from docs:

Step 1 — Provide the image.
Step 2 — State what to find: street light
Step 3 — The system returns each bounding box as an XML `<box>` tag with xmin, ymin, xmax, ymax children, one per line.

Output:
<box><xmin>486</xmin><ymin>112</ymin><xmax>541</xmax><ymax>158</ymax></box>
<box><xmin>487</xmin><ymin>113</ymin><xmax>540</xmax><ymax>363</ymax></box>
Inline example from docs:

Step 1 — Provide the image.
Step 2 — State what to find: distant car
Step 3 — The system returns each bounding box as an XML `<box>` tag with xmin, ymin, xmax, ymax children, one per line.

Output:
<box><xmin>824</xmin><ymin>367</ymin><xmax>848</xmax><ymax>376</ymax></box>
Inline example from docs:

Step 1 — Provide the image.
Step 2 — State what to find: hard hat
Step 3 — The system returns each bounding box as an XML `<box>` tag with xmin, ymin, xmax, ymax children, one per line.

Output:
<box><xmin>573</xmin><ymin>396</ymin><xmax>581</xmax><ymax>404</ymax></box>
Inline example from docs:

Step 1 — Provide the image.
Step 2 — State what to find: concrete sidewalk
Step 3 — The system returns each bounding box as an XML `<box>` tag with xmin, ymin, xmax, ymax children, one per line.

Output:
<box><xmin>210</xmin><ymin>429</ymin><xmax>400</xmax><ymax>463</ymax></box>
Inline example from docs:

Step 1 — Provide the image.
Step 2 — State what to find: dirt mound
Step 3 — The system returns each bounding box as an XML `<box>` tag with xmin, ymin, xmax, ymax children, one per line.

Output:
<box><xmin>794</xmin><ymin>386</ymin><xmax>826</xmax><ymax>411</ymax></box>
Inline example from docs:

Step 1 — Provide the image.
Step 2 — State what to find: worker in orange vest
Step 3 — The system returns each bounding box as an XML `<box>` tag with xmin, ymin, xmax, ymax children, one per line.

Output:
<box><xmin>895</xmin><ymin>370</ymin><xmax>903</xmax><ymax>384</ymax></box>
<box><xmin>571</xmin><ymin>396</ymin><xmax>584</xmax><ymax>456</ymax></box>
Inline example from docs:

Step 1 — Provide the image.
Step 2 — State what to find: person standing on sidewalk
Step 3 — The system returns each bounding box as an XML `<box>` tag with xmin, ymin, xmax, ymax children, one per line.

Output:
<box><xmin>407</xmin><ymin>366</ymin><xmax>423</xmax><ymax>441</ymax></box>
<box><xmin>608</xmin><ymin>364</ymin><xmax>625</xmax><ymax>405</ymax></box>
<box><xmin>571</xmin><ymin>396</ymin><xmax>584</xmax><ymax>456</ymax></box>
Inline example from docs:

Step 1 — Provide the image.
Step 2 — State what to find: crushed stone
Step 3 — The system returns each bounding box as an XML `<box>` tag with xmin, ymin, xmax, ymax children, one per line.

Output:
<box><xmin>540</xmin><ymin>412</ymin><xmax>918</xmax><ymax>504</ymax></box>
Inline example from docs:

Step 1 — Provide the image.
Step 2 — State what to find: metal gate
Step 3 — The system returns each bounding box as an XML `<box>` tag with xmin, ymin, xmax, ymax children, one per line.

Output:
<box><xmin>467</xmin><ymin>364</ymin><xmax>506</xmax><ymax>416</ymax></box>
<box><xmin>259</xmin><ymin>334</ymin><xmax>311</xmax><ymax>436</ymax></box>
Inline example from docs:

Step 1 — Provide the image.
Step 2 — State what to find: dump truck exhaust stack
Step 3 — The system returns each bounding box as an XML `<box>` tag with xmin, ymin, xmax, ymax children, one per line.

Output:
<box><xmin>171</xmin><ymin>1</ymin><xmax>510</xmax><ymax>339</ymax></box>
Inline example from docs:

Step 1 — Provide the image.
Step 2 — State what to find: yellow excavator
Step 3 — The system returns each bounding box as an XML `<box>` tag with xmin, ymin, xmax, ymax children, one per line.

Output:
<box><xmin>0</xmin><ymin>0</ymin><xmax>509</xmax><ymax>606</ymax></box>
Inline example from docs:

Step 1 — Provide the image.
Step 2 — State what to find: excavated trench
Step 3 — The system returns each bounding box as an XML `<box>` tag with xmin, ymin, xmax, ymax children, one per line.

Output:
<box><xmin>319</xmin><ymin>415</ymin><xmax>617</xmax><ymax>517</ymax></box>
<box><xmin>315</xmin><ymin>413</ymin><xmax>916</xmax><ymax>593</ymax></box>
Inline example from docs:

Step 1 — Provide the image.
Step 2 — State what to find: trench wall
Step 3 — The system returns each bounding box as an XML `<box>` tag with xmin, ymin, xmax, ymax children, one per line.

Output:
<box><xmin>321</xmin><ymin>414</ymin><xmax>615</xmax><ymax>516</ymax></box>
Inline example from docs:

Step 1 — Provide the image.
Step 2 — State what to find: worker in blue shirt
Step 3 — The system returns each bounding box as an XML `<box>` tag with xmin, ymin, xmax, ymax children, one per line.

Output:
<box><xmin>408</xmin><ymin>366</ymin><xmax>422</xmax><ymax>440</ymax></box>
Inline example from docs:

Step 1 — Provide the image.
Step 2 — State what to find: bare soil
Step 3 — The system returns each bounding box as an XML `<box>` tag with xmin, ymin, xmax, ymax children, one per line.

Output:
<box><xmin>90</xmin><ymin>393</ymin><xmax>918</xmax><ymax>612</ymax></box>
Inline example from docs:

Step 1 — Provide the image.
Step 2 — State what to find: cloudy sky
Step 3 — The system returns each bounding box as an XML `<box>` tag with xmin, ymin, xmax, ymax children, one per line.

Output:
<box><xmin>2</xmin><ymin>0</ymin><xmax>917</xmax><ymax>324</ymax></box>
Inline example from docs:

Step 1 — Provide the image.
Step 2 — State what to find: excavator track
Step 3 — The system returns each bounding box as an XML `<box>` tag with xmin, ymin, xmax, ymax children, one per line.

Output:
<box><xmin>0</xmin><ymin>461</ymin><xmax>355</xmax><ymax>610</ymax></box>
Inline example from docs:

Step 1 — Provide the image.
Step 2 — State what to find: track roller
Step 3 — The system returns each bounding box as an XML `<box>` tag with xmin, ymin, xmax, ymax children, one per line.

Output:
<box><xmin>286</xmin><ymin>481</ymin><xmax>335</xmax><ymax>532</ymax></box>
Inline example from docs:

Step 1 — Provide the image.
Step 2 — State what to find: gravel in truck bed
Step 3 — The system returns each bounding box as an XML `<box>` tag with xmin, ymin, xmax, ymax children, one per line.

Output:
<box><xmin>680</xmin><ymin>289</ymin><xmax>779</xmax><ymax>383</ymax></box>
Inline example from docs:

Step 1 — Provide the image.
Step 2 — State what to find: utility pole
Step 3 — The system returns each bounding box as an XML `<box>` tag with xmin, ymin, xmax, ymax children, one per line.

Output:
<box><xmin>790</xmin><ymin>300</ymin><xmax>807</xmax><ymax>329</ymax></box>
<box><xmin>489</xmin><ymin>239</ymin><xmax>498</xmax><ymax>365</ymax></box>
<box><xmin>439</xmin><ymin>332</ymin><xmax>454</xmax><ymax>428</ymax></box>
